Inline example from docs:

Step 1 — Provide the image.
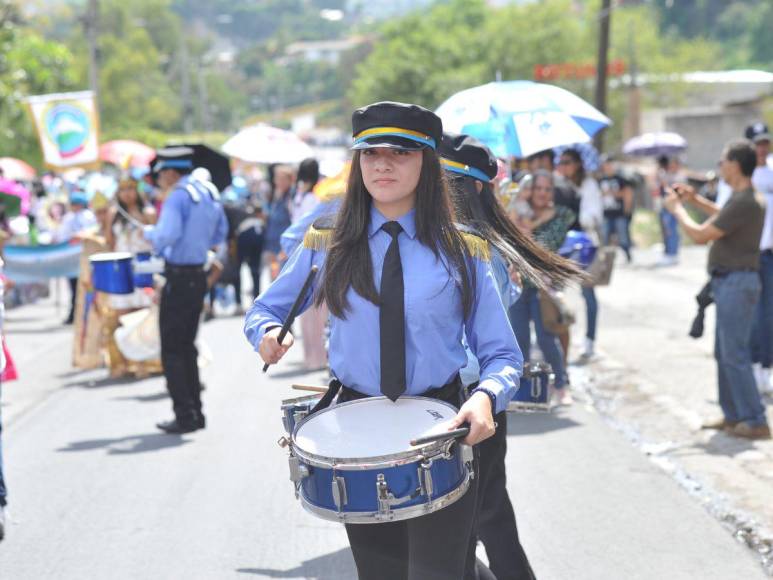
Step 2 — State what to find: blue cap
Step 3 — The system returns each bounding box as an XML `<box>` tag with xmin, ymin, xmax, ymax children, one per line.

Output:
<box><xmin>70</xmin><ymin>192</ymin><xmax>89</xmax><ymax>206</ymax></box>
<box><xmin>153</xmin><ymin>146</ymin><xmax>194</xmax><ymax>172</ymax></box>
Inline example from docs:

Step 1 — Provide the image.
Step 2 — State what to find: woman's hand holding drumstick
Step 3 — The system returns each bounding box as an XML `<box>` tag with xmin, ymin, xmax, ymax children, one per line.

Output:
<box><xmin>448</xmin><ymin>391</ymin><xmax>496</xmax><ymax>446</ymax></box>
<box><xmin>259</xmin><ymin>328</ymin><xmax>295</xmax><ymax>366</ymax></box>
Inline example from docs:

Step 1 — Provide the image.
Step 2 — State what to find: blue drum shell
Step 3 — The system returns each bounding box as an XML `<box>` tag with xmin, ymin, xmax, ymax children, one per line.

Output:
<box><xmin>133</xmin><ymin>252</ymin><xmax>154</xmax><ymax>288</ymax></box>
<box><xmin>298</xmin><ymin>447</ymin><xmax>467</xmax><ymax>514</ymax></box>
<box><xmin>90</xmin><ymin>253</ymin><xmax>134</xmax><ymax>295</ymax></box>
<box><xmin>511</xmin><ymin>374</ymin><xmax>550</xmax><ymax>405</ymax></box>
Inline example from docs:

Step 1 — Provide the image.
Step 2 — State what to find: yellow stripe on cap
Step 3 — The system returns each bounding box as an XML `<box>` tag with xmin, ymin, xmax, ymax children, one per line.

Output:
<box><xmin>440</xmin><ymin>158</ymin><xmax>492</xmax><ymax>182</ymax></box>
<box><xmin>441</xmin><ymin>159</ymin><xmax>470</xmax><ymax>171</ymax></box>
<box><xmin>353</xmin><ymin>126</ymin><xmax>436</xmax><ymax>148</ymax></box>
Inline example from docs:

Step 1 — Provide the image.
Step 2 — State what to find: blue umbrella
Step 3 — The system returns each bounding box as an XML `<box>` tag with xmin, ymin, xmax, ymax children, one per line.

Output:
<box><xmin>436</xmin><ymin>81</ymin><xmax>611</xmax><ymax>159</ymax></box>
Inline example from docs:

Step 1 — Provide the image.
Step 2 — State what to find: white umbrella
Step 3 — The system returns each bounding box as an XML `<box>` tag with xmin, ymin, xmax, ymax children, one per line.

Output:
<box><xmin>222</xmin><ymin>123</ymin><xmax>315</xmax><ymax>164</ymax></box>
<box><xmin>622</xmin><ymin>132</ymin><xmax>687</xmax><ymax>157</ymax></box>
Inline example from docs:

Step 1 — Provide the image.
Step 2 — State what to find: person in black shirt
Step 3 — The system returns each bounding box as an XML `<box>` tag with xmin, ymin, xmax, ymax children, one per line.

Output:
<box><xmin>599</xmin><ymin>155</ymin><xmax>634</xmax><ymax>262</ymax></box>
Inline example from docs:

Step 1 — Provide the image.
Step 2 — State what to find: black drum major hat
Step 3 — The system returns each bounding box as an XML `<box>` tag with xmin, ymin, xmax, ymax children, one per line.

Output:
<box><xmin>439</xmin><ymin>132</ymin><xmax>498</xmax><ymax>182</ymax></box>
<box><xmin>153</xmin><ymin>146</ymin><xmax>194</xmax><ymax>173</ymax></box>
<box><xmin>351</xmin><ymin>101</ymin><xmax>443</xmax><ymax>151</ymax></box>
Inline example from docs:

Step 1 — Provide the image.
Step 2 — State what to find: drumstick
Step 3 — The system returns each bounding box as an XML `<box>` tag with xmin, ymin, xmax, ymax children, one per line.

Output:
<box><xmin>262</xmin><ymin>265</ymin><xmax>319</xmax><ymax>373</ymax></box>
<box><xmin>291</xmin><ymin>384</ymin><xmax>328</xmax><ymax>393</ymax></box>
<box><xmin>410</xmin><ymin>427</ymin><xmax>470</xmax><ymax>447</ymax></box>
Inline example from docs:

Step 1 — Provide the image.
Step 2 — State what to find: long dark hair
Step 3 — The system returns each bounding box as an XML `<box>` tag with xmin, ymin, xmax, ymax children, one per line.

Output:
<box><xmin>114</xmin><ymin>180</ymin><xmax>150</xmax><ymax>226</ymax></box>
<box><xmin>448</xmin><ymin>175</ymin><xmax>581</xmax><ymax>288</ymax></box>
<box><xmin>562</xmin><ymin>148</ymin><xmax>586</xmax><ymax>187</ymax></box>
<box><xmin>317</xmin><ymin>148</ymin><xmax>475</xmax><ymax>319</ymax></box>
<box><xmin>297</xmin><ymin>158</ymin><xmax>320</xmax><ymax>189</ymax></box>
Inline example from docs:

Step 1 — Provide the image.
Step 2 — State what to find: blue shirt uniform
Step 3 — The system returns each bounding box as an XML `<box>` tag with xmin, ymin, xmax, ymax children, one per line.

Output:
<box><xmin>245</xmin><ymin>204</ymin><xmax>521</xmax><ymax>414</ymax></box>
<box><xmin>460</xmin><ymin>248</ymin><xmax>523</xmax><ymax>388</ymax></box>
<box><xmin>280</xmin><ymin>197</ymin><xmax>342</xmax><ymax>257</ymax></box>
<box><xmin>144</xmin><ymin>176</ymin><xmax>228</xmax><ymax>265</ymax></box>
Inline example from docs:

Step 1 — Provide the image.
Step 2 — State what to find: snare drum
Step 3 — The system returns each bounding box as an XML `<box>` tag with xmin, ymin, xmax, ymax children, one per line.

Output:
<box><xmin>90</xmin><ymin>252</ymin><xmax>134</xmax><ymax>294</ymax></box>
<box><xmin>508</xmin><ymin>361</ymin><xmax>554</xmax><ymax>413</ymax></box>
<box><xmin>132</xmin><ymin>252</ymin><xmax>161</xmax><ymax>288</ymax></box>
<box><xmin>280</xmin><ymin>394</ymin><xmax>321</xmax><ymax>435</ymax></box>
<box><xmin>284</xmin><ymin>396</ymin><xmax>473</xmax><ymax>524</ymax></box>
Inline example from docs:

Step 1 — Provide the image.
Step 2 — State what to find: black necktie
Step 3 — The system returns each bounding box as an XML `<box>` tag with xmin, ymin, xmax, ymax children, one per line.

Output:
<box><xmin>380</xmin><ymin>221</ymin><xmax>406</xmax><ymax>401</ymax></box>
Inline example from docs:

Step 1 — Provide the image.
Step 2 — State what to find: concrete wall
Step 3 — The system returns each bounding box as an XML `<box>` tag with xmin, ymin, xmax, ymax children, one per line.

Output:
<box><xmin>641</xmin><ymin>103</ymin><xmax>763</xmax><ymax>171</ymax></box>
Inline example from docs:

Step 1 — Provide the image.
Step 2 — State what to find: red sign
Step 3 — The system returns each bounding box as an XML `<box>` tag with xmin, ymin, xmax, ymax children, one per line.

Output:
<box><xmin>534</xmin><ymin>60</ymin><xmax>626</xmax><ymax>81</ymax></box>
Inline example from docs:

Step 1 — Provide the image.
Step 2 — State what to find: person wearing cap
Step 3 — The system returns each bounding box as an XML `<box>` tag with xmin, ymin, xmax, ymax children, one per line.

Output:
<box><xmin>246</xmin><ymin>102</ymin><xmax>520</xmax><ymax>579</ymax></box>
<box><xmin>441</xmin><ymin>132</ymin><xmax>580</xmax><ymax>580</ymax></box>
<box><xmin>145</xmin><ymin>146</ymin><xmax>228</xmax><ymax>434</ymax></box>
<box><xmin>745</xmin><ymin>123</ymin><xmax>773</xmax><ymax>396</ymax></box>
<box><xmin>55</xmin><ymin>191</ymin><xmax>97</xmax><ymax>324</ymax></box>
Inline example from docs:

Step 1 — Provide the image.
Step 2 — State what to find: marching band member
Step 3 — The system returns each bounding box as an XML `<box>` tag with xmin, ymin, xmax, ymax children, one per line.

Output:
<box><xmin>441</xmin><ymin>132</ymin><xmax>578</xmax><ymax>580</ymax></box>
<box><xmin>245</xmin><ymin>102</ymin><xmax>519</xmax><ymax>580</ymax></box>
<box><xmin>144</xmin><ymin>147</ymin><xmax>228</xmax><ymax>434</ymax></box>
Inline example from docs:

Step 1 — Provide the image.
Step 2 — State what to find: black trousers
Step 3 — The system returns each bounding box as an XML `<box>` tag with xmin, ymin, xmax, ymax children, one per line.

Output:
<box><xmin>337</xmin><ymin>383</ymin><xmax>479</xmax><ymax>580</ymax></box>
<box><xmin>159</xmin><ymin>268</ymin><xmax>208</xmax><ymax>424</ymax></box>
<box><xmin>475</xmin><ymin>411</ymin><xmax>535</xmax><ymax>580</ymax></box>
<box><xmin>67</xmin><ymin>277</ymin><xmax>78</xmax><ymax>322</ymax></box>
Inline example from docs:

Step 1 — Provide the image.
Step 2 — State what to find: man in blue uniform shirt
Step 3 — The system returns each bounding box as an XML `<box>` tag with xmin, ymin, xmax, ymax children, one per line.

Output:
<box><xmin>145</xmin><ymin>147</ymin><xmax>228</xmax><ymax>434</ymax></box>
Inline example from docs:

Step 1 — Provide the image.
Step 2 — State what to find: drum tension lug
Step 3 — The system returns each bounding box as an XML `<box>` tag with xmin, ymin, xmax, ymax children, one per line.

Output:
<box><xmin>418</xmin><ymin>459</ymin><xmax>434</xmax><ymax>505</ymax></box>
<box><xmin>288</xmin><ymin>454</ymin><xmax>309</xmax><ymax>484</ymax></box>
<box><xmin>332</xmin><ymin>475</ymin><xmax>348</xmax><ymax>513</ymax></box>
<box><xmin>460</xmin><ymin>444</ymin><xmax>475</xmax><ymax>479</ymax></box>
<box><xmin>376</xmin><ymin>473</ymin><xmax>416</xmax><ymax>521</ymax></box>
<box><xmin>277</xmin><ymin>436</ymin><xmax>290</xmax><ymax>448</ymax></box>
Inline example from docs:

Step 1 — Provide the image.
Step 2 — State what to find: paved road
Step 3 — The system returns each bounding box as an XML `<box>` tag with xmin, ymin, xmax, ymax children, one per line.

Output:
<box><xmin>575</xmin><ymin>244</ymin><xmax>773</xmax><ymax>568</ymax></box>
<box><xmin>0</xmin><ymin>289</ymin><xmax>767</xmax><ymax>579</ymax></box>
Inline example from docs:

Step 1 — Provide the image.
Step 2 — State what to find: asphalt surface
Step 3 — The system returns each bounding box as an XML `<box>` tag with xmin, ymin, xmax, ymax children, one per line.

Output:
<box><xmin>0</xmin><ymin>280</ymin><xmax>767</xmax><ymax>579</ymax></box>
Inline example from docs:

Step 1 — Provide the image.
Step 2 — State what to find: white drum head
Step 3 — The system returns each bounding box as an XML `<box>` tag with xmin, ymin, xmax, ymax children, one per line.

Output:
<box><xmin>90</xmin><ymin>252</ymin><xmax>133</xmax><ymax>262</ymax></box>
<box><xmin>293</xmin><ymin>396</ymin><xmax>458</xmax><ymax>459</ymax></box>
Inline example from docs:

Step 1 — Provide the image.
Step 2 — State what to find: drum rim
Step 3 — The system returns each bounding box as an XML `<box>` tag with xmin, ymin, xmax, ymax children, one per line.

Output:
<box><xmin>298</xmin><ymin>470</ymin><xmax>472</xmax><ymax>524</ymax></box>
<box><xmin>89</xmin><ymin>251</ymin><xmax>134</xmax><ymax>262</ymax></box>
<box><xmin>280</xmin><ymin>394</ymin><xmax>322</xmax><ymax>409</ymax></box>
<box><xmin>291</xmin><ymin>395</ymin><xmax>458</xmax><ymax>469</ymax></box>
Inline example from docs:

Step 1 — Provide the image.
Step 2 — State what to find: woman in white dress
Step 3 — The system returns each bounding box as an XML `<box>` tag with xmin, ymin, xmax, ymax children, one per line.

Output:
<box><xmin>101</xmin><ymin>178</ymin><xmax>160</xmax><ymax>377</ymax></box>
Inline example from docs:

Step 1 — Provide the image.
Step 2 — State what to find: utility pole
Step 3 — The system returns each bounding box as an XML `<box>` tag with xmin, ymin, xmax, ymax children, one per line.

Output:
<box><xmin>594</xmin><ymin>0</ymin><xmax>611</xmax><ymax>152</ymax></box>
<box><xmin>197</xmin><ymin>63</ymin><xmax>212</xmax><ymax>132</ymax></box>
<box><xmin>624</xmin><ymin>19</ymin><xmax>641</xmax><ymax>143</ymax></box>
<box><xmin>85</xmin><ymin>0</ymin><xmax>100</xmax><ymax>114</ymax></box>
<box><xmin>180</xmin><ymin>37</ymin><xmax>193</xmax><ymax>134</ymax></box>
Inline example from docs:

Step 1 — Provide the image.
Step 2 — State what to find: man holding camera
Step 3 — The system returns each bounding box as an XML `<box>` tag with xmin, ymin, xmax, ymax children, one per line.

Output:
<box><xmin>664</xmin><ymin>139</ymin><xmax>770</xmax><ymax>440</ymax></box>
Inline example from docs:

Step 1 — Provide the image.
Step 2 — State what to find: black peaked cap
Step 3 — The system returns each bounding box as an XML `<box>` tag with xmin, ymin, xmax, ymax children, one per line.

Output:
<box><xmin>439</xmin><ymin>132</ymin><xmax>498</xmax><ymax>181</ymax></box>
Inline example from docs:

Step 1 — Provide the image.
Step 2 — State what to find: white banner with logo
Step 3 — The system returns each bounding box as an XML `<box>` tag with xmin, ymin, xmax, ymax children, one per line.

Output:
<box><xmin>26</xmin><ymin>91</ymin><xmax>100</xmax><ymax>169</ymax></box>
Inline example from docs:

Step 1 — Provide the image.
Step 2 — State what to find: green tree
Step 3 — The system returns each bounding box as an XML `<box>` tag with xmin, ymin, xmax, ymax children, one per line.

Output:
<box><xmin>0</xmin><ymin>1</ymin><xmax>79</xmax><ymax>165</ymax></box>
<box><xmin>348</xmin><ymin>0</ymin><xmax>490</xmax><ymax>109</ymax></box>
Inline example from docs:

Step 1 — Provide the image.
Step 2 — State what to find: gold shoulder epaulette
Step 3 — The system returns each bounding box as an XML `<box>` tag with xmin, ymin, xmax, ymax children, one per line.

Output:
<box><xmin>302</xmin><ymin>215</ymin><xmax>336</xmax><ymax>251</ymax></box>
<box><xmin>460</xmin><ymin>230</ymin><xmax>491</xmax><ymax>262</ymax></box>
